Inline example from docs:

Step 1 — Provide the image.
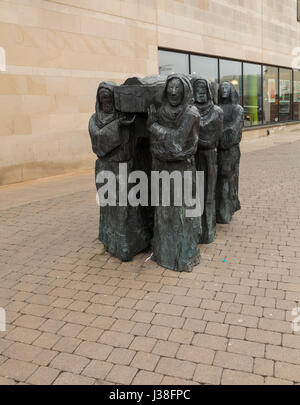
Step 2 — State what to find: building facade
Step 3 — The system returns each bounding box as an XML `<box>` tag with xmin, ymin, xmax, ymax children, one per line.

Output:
<box><xmin>0</xmin><ymin>0</ymin><xmax>299</xmax><ymax>185</ymax></box>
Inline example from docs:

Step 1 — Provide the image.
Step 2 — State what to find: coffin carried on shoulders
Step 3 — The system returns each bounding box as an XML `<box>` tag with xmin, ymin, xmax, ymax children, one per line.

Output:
<box><xmin>114</xmin><ymin>75</ymin><xmax>166</xmax><ymax>113</ymax></box>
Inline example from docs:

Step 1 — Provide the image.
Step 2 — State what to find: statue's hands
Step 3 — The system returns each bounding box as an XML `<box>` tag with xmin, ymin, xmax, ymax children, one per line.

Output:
<box><xmin>119</xmin><ymin>114</ymin><xmax>136</xmax><ymax>126</ymax></box>
<box><xmin>146</xmin><ymin>104</ymin><xmax>157</xmax><ymax>128</ymax></box>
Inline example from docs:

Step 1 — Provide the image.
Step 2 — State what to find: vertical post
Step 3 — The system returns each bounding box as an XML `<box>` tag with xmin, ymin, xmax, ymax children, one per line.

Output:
<box><xmin>0</xmin><ymin>47</ymin><xmax>6</xmax><ymax>72</ymax></box>
<box><xmin>292</xmin><ymin>69</ymin><xmax>294</xmax><ymax>121</ymax></box>
<box><xmin>261</xmin><ymin>64</ymin><xmax>264</xmax><ymax>125</ymax></box>
<box><xmin>278</xmin><ymin>67</ymin><xmax>280</xmax><ymax>123</ymax></box>
<box><xmin>0</xmin><ymin>308</ymin><xmax>6</xmax><ymax>332</ymax></box>
<box><xmin>241</xmin><ymin>62</ymin><xmax>244</xmax><ymax>109</ymax></box>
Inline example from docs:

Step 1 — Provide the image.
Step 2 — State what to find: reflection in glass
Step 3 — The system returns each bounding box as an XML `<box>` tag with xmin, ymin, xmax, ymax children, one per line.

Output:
<box><xmin>263</xmin><ymin>66</ymin><xmax>279</xmax><ymax>124</ymax></box>
<box><xmin>279</xmin><ymin>68</ymin><xmax>293</xmax><ymax>122</ymax></box>
<box><xmin>294</xmin><ymin>70</ymin><xmax>300</xmax><ymax>121</ymax></box>
<box><xmin>158</xmin><ymin>50</ymin><xmax>189</xmax><ymax>76</ymax></box>
<box><xmin>220</xmin><ymin>59</ymin><xmax>242</xmax><ymax>103</ymax></box>
<box><xmin>243</xmin><ymin>63</ymin><xmax>262</xmax><ymax>126</ymax></box>
<box><xmin>157</xmin><ymin>49</ymin><xmax>300</xmax><ymax>126</ymax></box>
<box><xmin>190</xmin><ymin>55</ymin><xmax>218</xmax><ymax>83</ymax></box>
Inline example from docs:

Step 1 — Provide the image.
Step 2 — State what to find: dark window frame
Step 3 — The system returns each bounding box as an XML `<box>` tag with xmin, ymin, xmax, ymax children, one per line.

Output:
<box><xmin>158</xmin><ymin>47</ymin><xmax>299</xmax><ymax>128</ymax></box>
<box><xmin>262</xmin><ymin>65</ymin><xmax>279</xmax><ymax>125</ymax></box>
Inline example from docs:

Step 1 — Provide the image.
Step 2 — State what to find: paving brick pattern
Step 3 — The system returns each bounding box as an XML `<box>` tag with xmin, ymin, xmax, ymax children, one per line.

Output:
<box><xmin>0</xmin><ymin>136</ymin><xmax>300</xmax><ymax>385</ymax></box>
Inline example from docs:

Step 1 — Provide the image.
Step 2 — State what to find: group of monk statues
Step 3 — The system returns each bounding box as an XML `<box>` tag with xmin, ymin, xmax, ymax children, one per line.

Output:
<box><xmin>89</xmin><ymin>73</ymin><xmax>244</xmax><ymax>273</ymax></box>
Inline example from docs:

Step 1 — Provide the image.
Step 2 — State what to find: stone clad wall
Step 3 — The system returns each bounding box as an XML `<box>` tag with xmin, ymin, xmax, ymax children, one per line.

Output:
<box><xmin>0</xmin><ymin>0</ymin><xmax>158</xmax><ymax>185</ymax></box>
<box><xmin>157</xmin><ymin>0</ymin><xmax>300</xmax><ymax>67</ymax></box>
<box><xmin>0</xmin><ymin>0</ymin><xmax>299</xmax><ymax>185</ymax></box>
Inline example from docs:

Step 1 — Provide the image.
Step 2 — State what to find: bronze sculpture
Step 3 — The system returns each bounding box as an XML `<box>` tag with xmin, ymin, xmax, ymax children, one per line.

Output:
<box><xmin>88</xmin><ymin>75</ymin><xmax>244</xmax><ymax>272</ymax></box>
<box><xmin>88</xmin><ymin>81</ymin><xmax>150</xmax><ymax>261</ymax></box>
<box><xmin>191</xmin><ymin>76</ymin><xmax>223</xmax><ymax>244</ymax></box>
<box><xmin>114</xmin><ymin>75</ymin><xmax>167</xmax><ymax>236</ymax></box>
<box><xmin>147</xmin><ymin>74</ymin><xmax>201</xmax><ymax>272</ymax></box>
<box><xmin>216</xmin><ymin>81</ymin><xmax>244</xmax><ymax>224</ymax></box>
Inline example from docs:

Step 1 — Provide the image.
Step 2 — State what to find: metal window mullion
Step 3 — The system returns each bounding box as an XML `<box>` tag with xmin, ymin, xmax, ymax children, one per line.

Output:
<box><xmin>261</xmin><ymin>64</ymin><xmax>264</xmax><ymax>125</ymax></box>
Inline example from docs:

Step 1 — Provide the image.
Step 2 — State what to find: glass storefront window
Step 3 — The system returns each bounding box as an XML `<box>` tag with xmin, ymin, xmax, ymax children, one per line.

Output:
<box><xmin>294</xmin><ymin>70</ymin><xmax>300</xmax><ymax>120</ymax></box>
<box><xmin>220</xmin><ymin>59</ymin><xmax>242</xmax><ymax>103</ymax></box>
<box><xmin>279</xmin><ymin>68</ymin><xmax>293</xmax><ymax>122</ymax></box>
<box><xmin>190</xmin><ymin>55</ymin><xmax>218</xmax><ymax>83</ymax></box>
<box><xmin>263</xmin><ymin>66</ymin><xmax>279</xmax><ymax>124</ymax></box>
<box><xmin>243</xmin><ymin>63</ymin><xmax>262</xmax><ymax>126</ymax></box>
<box><xmin>158</xmin><ymin>50</ymin><xmax>189</xmax><ymax>76</ymax></box>
<box><xmin>158</xmin><ymin>49</ymin><xmax>300</xmax><ymax>126</ymax></box>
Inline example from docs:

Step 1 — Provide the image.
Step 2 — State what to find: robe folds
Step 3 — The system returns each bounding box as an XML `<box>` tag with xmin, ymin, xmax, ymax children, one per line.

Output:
<box><xmin>217</xmin><ymin>90</ymin><xmax>244</xmax><ymax>224</ymax></box>
<box><xmin>89</xmin><ymin>82</ymin><xmax>150</xmax><ymax>261</ymax></box>
<box><xmin>148</xmin><ymin>74</ymin><xmax>201</xmax><ymax>272</ymax></box>
<box><xmin>191</xmin><ymin>76</ymin><xmax>223</xmax><ymax>244</ymax></box>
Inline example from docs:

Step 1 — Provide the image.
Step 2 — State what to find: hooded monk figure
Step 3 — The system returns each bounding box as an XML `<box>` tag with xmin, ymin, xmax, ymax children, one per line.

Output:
<box><xmin>147</xmin><ymin>74</ymin><xmax>201</xmax><ymax>272</ymax></box>
<box><xmin>191</xmin><ymin>76</ymin><xmax>223</xmax><ymax>244</ymax></box>
<box><xmin>89</xmin><ymin>81</ymin><xmax>151</xmax><ymax>261</ymax></box>
<box><xmin>217</xmin><ymin>81</ymin><xmax>244</xmax><ymax>224</ymax></box>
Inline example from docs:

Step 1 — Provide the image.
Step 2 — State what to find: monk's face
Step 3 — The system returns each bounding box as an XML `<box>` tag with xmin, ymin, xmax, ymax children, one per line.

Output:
<box><xmin>99</xmin><ymin>88</ymin><xmax>114</xmax><ymax>113</ymax></box>
<box><xmin>194</xmin><ymin>80</ymin><xmax>208</xmax><ymax>104</ymax></box>
<box><xmin>220</xmin><ymin>82</ymin><xmax>231</xmax><ymax>99</ymax></box>
<box><xmin>166</xmin><ymin>78</ymin><xmax>184</xmax><ymax>107</ymax></box>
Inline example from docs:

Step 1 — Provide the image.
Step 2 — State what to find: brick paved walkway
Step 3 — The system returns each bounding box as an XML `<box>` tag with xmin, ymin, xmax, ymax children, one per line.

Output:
<box><xmin>0</xmin><ymin>130</ymin><xmax>300</xmax><ymax>385</ymax></box>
